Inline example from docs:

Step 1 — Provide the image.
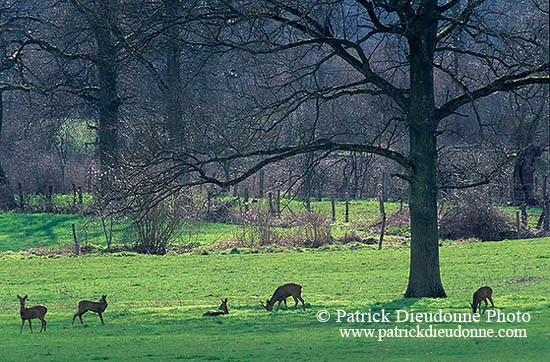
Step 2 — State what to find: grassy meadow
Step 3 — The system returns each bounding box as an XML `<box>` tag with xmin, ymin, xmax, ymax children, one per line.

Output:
<box><xmin>0</xmin><ymin>198</ymin><xmax>542</xmax><ymax>252</ymax></box>
<box><xmin>0</xmin><ymin>237</ymin><xmax>549</xmax><ymax>361</ymax></box>
<box><xmin>0</xmin><ymin>199</ymin><xmax>547</xmax><ymax>360</ymax></box>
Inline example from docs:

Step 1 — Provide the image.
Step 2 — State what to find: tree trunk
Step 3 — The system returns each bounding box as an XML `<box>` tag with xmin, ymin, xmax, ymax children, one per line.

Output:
<box><xmin>93</xmin><ymin>15</ymin><xmax>119</xmax><ymax>173</ymax></box>
<box><xmin>513</xmin><ymin>146</ymin><xmax>542</xmax><ymax>206</ymax></box>
<box><xmin>0</xmin><ymin>92</ymin><xmax>17</xmax><ymax>210</ymax></box>
<box><xmin>404</xmin><ymin>3</ymin><xmax>446</xmax><ymax>298</ymax></box>
<box><xmin>163</xmin><ymin>0</ymin><xmax>184</xmax><ymax>141</ymax></box>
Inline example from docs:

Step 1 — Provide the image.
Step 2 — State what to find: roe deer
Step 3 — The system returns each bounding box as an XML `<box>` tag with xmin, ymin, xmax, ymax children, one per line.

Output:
<box><xmin>72</xmin><ymin>295</ymin><xmax>108</xmax><ymax>325</ymax></box>
<box><xmin>260</xmin><ymin>283</ymin><xmax>305</xmax><ymax>312</ymax></box>
<box><xmin>470</xmin><ymin>286</ymin><xmax>495</xmax><ymax>314</ymax></box>
<box><xmin>202</xmin><ymin>298</ymin><xmax>229</xmax><ymax>316</ymax></box>
<box><xmin>17</xmin><ymin>295</ymin><xmax>47</xmax><ymax>334</ymax></box>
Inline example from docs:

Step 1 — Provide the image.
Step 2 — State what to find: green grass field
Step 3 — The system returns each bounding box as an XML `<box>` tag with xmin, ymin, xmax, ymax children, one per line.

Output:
<box><xmin>1</xmin><ymin>199</ymin><xmax>541</xmax><ymax>253</ymax></box>
<box><xmin>0</xmin><ymin>237</ymin><xmax>549</xmax><ymax>361</ymax></box>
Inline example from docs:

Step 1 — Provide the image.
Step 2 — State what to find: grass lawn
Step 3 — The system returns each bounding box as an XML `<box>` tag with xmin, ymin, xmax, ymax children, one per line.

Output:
<box><xmin>1</xmin><ymin>199</ymin><xmax>542</xmax><ymax>252</ymax></box>
<box><xmin>0</xmin><ymin>237</ymin><xmax>549</xmax><ymax>361</ymax></box>
<box><xmin>0</xmin><ymin>213</ymin><xmax>242</xmax><ymax>252</ymax></box>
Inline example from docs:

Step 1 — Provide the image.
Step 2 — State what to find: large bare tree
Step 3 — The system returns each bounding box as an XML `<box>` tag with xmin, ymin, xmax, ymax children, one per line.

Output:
<box><xmin>115</xmin><ymin>0</ymin><xmax>549</xmax><ymax>297</ymax></box>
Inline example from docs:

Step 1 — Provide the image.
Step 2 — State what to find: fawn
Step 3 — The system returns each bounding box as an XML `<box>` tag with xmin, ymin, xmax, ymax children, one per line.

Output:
<box><xmin>73</xmin><ymin>295</ymin><xmax>108</xmax><ymax>325</ymax></box>
<box><xmin>470</xmin><ymin>286</ymin><xmax>495</xmax><ymax>314</ymax></box>
<box><xmin>203</xmin><ymin>298</ymin><xmax>229</xmax><ymax>316</ymax></box>
<box><xmin>17</xmin><ymin>295</ymin><xmax>47</xmax><ymax>334</ymax></box>
<box><xmin>260</xmin><ymin>283</ymin><xmax>305</xmax><ymax>312</ymax></box>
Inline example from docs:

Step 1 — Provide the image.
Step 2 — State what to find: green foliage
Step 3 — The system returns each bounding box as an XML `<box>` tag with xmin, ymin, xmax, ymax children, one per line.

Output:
<box><xmin>0</xmin><ymin>238</ymin><xmax>549</xmax><ymax>360</ymax></box>
<box><xmin>55</xmin><ymin>119</ymin><xmax>96</xmax><ymax>153</ymax></box>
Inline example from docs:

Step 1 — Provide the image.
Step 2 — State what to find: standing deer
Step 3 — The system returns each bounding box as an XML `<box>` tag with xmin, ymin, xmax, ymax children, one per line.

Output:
<box><xmin>72</xmin><ymin>295</ymin><xmax>108</xmax><ymax>325</ymax></box>
<box><xmin>470</xmin><ymin>286</ymin><xmax>495</xmax><ymax>314</ymax></box>
<box><xmin>17</xmin><ymin>295</ymin><xmax>47</xmax><ymax>334</ymax></box>
<box><xmin>260</xmin><ymin>283</ymin><xmax>305</xmax><ymax>312</ymax></box>
<box><xmin>202</xmin><ymin>298</ymin><xmax>229</xmax><ymax>316</ymax></box>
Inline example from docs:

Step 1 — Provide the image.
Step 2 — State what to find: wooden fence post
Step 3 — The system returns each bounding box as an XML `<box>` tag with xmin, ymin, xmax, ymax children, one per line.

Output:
<box><xmin>545</xmin><ymin>200</ymin><xmax>550</xmax><ymax>233</ymax></box>
<box><xmin>78</xmin><ymin>186</ymin><xmax>83</xmax><ymax>205</ymax></box>
<box><xmin>331</xmin><ymin>198</ymin><xmax>336</xmax><ymax>222</ymax></box>
<box><xmin>72</xmin><ymin>223</ymin><xmax>79</xmax><ymax>256</ymax></box>
<box><xmin>46</xmin><ymin>185</ymin><xmax>53</xmax><ymax>212</ymax></box>
<box><xmin>18</xmin><ymin>182</ymin><xmax>24</xmax><ymax>212</ymax></box>
<box><xmin>345</xmin><ymin>192</ymin><xmax>349</xmax><ymax>222</ymax></box>
<box><xmin>378</xmin><ymin>194</ymin><xmax>386</xmax><ymax>250</ymax></box>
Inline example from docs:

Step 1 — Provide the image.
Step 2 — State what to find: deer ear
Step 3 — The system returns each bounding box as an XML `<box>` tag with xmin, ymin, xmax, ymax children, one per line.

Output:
<box><xmin>17</xmin><ymin>295</ymin><xmax>21</xmax><ymax>299</ymax></box>
<box><xmin>24</xmin><ymin>295</ymin><xmax>27</xmax><ymax>299</ymax></box>
<box><xmin>225</xmin><ymin>298</ymin><xmax>228</xmax><ymax>303</ymax></box>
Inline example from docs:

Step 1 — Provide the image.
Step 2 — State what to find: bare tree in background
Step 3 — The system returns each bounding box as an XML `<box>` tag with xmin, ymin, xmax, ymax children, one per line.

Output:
<box><xmin>0</xmin><ymin>1</ymin><xmax>36</xmax><ymax>209</ymax></box>
<box><xmin>509</xmin><ymin>89</ymin><xmax>548</xmax><ymax>206</ymax></box>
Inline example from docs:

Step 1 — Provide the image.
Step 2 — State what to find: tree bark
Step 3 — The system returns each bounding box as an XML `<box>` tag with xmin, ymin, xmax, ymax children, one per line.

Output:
<box><xmin>513</xmin><ymin>146</ymin><xmax>542</xmax><ymax>206</ymax></box>
<box><xmin>163</xmin><ymin>0</ymin><xmax>184</xmax><ymax>141</ymax></box>
<box><xmin>404</xmin><ymin>1</ymin><xmax>446</xmax><ymax>298</ymax></box>
<box><xmin>0</xmin><ymin>92</ymin><xmax>17</xmax><ymax>210</ymax></box>
<box><xmin>93</xmin><ymin>9</ymin><xmax>119</xmax><ymax>173</ymax></box>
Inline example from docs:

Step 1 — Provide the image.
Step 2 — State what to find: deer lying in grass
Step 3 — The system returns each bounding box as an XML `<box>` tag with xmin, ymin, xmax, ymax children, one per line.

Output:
<box><xmin>260</xmin><ymin>283</ymin><xmax>305</xmax><ymax>312</ymax></box>
<box><xmin>72</xmin><ymin>295</ymin><xmax>108</xmax><ymax>325</ymax></box>
<box><xmin>203</xmin><ymin>298</ymin><xmax>229</xmax><ymax>316</ymax></box>
<box><xmin>470</xmin><ymin>286</ymin><xmax>495</xmax><ymax>314</ymax></box>
<box><xmin>17</xmin><ymin>295</ymin><xmax>47</xmax><ymax>334</ymax></box>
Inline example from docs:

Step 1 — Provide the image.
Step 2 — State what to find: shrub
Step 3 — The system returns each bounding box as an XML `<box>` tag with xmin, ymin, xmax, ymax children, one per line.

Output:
<box><xmin>232</xmin><ymin>206</ymin><xmax>279</xmax><ymax>247</ymax></box>
<box><xmin>439</xmin><ymin>202</ymin><xmax>515</xmax><ymax>241</ymax></box>
<box><xmin>131</xmin><ymin>199</ymin><xmax>186</xmax><ymax>255</ymax></box>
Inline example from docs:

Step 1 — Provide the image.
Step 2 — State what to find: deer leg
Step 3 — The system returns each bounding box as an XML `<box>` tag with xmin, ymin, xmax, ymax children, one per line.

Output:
<box><xmin>99</xmin><ymin>313</ymin><xmax>105</xmax><ymax>325</ymax></box>
<box><xmin>40</xmin><ymin>318</ymin><xmax>46</xmax><ymax>332</ymax></box>
<box><xmin>283</xmin><ymin>298</ymin><xmax>288</xmax><ymax>310</ymax></box>
<box><xmin>488</xmin><ymin>295</ymin><xmax>495</xmax><ymax>309</ymax></box>
<box><xmin>72</xmin><ymin>312</ymin><xmax>78</xmax><ymax>325</ymax></box>
<box><xmin>482</xmin><ymin>299</ymin><xmax>488</xmax><ymax>314</ymax></box>
<box><xmin>298</xmin><ymin>296</ymin><xmax>305</xmax><ymax>311</ymax></box>
<box><xmin>79</xmin><ymin>311</ymin><xmax>85</xmax><ymax>324</ymax></box>
<box><xmin>20</xmin><ymin>320</ymin><xmax>25</xmax><ymax>334</ymax></box>
<box><xmin>28</xmin><ymin>319</ymin><xmax>33</xmax><ymax>333</ymax></box>
<box><xmin>276</xmin><ymin>300</ymin><xmax>283</xmax><ymax>311</ymax></box>
<box><xmin>292</xmin><ymin>296</ymin><xmax>298</xmax><ymax>311</ymax></box>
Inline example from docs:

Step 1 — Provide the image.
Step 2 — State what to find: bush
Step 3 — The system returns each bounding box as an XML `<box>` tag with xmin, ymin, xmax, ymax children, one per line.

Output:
<box><xmin>232</xmin><ymin>207</ymin><xmax>279</xmax><ymax>247</ymax></box>
<box><xmin>439</xmin><ymin>202</ymin><xmax>515</xmax><ymax>241</ymax></box>
<box><xmin>131</xmin><ymin>200</ymin><xmax>186</xmax><ymax>255</ymax></box>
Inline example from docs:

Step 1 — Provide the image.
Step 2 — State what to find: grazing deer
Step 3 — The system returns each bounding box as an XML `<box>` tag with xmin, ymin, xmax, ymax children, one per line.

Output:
<box><xmin>260</xmin><ymin>283</ymin><xmax>305</xmax><ymax>312</ymax></box>
<box><xmin>17</xmin><ymin>295</ymin><xmax>47</xmax><ymax>334</ymax></box>
<box><xmin>470</xmin><ymin>286</ymin><xmax>495</xmax><ymax>314</ymax></box>
<box><xmin>203</xmin><ymin>298</ymin><xmax>229</xmax><ymax>316</ymax></box>
<box><xmin>72</xmin><ymin>295</ymin><xmax>108</xmax><ymax>325</ymax></box>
